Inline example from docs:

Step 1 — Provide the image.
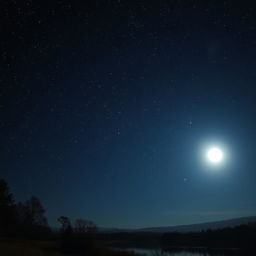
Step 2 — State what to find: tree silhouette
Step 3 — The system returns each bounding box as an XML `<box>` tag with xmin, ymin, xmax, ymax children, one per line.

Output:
<box><xmin>0</xmin><ymin>179</ymin><xmax>16</xmax><ymax>235</ymax></box>
<box><xmin>24</xmin><ymin>196</ymin><xmax>48</xmax><ymax>227</ymax></box>
<box><xmin>16</xmin><ymin>196</ymin><xmax>48</xmax><ymax>228</ymax></box>
<box><xmin>0</xmin><ymin>179</ymin><xmax>50</xmax><ymax>237</ymax></box>
<box><xmin>0</xmin><ymin>179</ymin><xmax>15</xmax><ymax>206</ymax></box>
<box><xmin>58</xmin><ymin>216</ymin><xmax>73</xmax><ymax>234</ymax></box>
<box><xmin>74</xmin><ymin>218</ymin><xmax>97</xmax><ymax>234</ymax></box>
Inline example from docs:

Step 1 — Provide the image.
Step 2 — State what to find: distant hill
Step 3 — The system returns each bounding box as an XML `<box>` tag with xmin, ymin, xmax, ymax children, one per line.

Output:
<box><xmin>98</xmin><ymin>216</ymin><xmax>256</xmax><ymax>233</ymax></box>
<box><xmin>98</xmin><ymin>227</ymin><xmax>131</xmax><ymax>233</ymax></box>
<box><xmin>136</xmin><ymin>216</ymin><xmax>256</xmax><ymax>233</ymax></box>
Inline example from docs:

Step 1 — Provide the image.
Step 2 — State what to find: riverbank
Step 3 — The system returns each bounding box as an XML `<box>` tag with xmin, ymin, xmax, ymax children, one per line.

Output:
<box><xmin>0</xmin><ymin>237</ymin><xmax>141</xmax><ymax>256</ymax></box>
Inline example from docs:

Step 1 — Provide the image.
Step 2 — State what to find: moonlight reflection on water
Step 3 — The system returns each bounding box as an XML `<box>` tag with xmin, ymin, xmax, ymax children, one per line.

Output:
<box><xmin>114</xmin><ymin>247</ymin><xmax>233</xmax><ymax>256</ymax></box>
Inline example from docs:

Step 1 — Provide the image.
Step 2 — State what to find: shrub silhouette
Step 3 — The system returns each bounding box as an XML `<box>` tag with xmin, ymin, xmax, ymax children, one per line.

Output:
<box><xmin>74</xmin><ymin>218</ymin><xmax>97</xmax><ymax>234</ymax></box>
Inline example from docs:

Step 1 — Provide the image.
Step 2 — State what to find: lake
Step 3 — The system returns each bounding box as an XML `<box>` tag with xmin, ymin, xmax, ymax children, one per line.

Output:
<box><xmin>113</xmin><ymin>247</ymin><xmax>239</xmax><ymax>255</ymax></box>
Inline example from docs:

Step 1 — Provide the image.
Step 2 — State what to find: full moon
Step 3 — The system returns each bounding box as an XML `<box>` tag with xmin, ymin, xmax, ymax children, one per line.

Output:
<box><xmin>207</xmin><ymin>147</ymin><xmax>223</xmax><ymax>164</ymax></box>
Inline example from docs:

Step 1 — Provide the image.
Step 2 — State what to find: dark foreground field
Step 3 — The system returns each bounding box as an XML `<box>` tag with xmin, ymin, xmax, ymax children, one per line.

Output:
<box><xmin>0</xmin><ymin>238</ymin><xmax>140</xmax><ymax>256</ymax></box>
<box><xmin>0</xmin><ymin>238</ymin><xmax>66</xmax><ymax>256</ymax></box>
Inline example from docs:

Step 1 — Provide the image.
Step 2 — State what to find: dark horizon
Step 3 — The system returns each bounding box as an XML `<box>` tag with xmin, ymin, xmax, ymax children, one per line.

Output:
<box><xmin>51</xmin><ymin>216</ymin><xmax>256</xmax><ymax>230</ymax></box>
<box><xmin>2</xmin><ymin>1</ymin><xmax>256</xmax><ymax>229</ymax></box>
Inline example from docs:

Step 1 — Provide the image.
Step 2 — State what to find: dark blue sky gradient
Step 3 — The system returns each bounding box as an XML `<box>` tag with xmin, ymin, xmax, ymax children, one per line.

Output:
<box><xmin>1</xmin><ymin>1</ymin><xmax>256</xmax><ymax>228</ymax></box>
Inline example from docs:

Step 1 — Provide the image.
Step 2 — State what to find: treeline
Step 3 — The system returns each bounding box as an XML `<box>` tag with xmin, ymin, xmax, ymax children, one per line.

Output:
<box><xmin>161</xmin><ymin>223</ymin><xmax>256</xmax><ymax>249</ymax></box>
<box><xmin>93</xmin><ymin>224</ymin><xmax>256</xmax><ymax>252</ymax></box>
<box><xmin>0</xmin><ymin>179</ymin><xmax>51</xmax><ymax>238</ymax></box>
<box><xmin>0</xmin><ymin>179</ymin><xmax>106</xmax><ymax>255</ymax></box>
<box><xmin>0</xmin><ymin>179</ymin><xmax>138</xmax><ymax>256</ymax></box>
<box><xmin>0</xmin><ymin>179</ymin><xmax>97</xmax><ymax>239</ymax></box>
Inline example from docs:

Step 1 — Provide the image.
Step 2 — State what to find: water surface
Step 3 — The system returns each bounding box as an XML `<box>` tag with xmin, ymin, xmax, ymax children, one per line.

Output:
<box><xmin>115</xmin><ymin>247</ymin><xmax>237</xmax><ymax>256</ymax></box>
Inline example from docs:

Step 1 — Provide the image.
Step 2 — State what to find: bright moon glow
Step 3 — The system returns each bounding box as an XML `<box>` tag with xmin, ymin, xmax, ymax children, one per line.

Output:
<box><xmin>207</xmin><ymin>147</ymin><xmax>223</xmax><ymax>163</ymax></box>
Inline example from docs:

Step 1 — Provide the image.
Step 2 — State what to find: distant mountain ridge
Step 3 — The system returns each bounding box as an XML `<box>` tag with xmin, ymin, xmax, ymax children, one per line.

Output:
<box><xmin>99</xmin><ymin>216</ymin><xmax>256</xmax><ymax>233</ymax></box>
<box><xmin>137</xmin><ymin>216</ymin><xmax>256</xmax><ymax>233</ymax></box>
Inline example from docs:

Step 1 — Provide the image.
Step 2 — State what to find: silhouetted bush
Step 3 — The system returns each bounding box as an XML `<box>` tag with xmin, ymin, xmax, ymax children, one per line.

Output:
<box><xmin>74</xmin><ymin>218</ymin><xmax>97</xmax><ymax>234</ymax></box>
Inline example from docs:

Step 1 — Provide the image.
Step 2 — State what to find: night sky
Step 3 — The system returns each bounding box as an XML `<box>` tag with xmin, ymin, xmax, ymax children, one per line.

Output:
<box><xmin>1</xmin><ymin>1</ymin><xmax>256</xmax><ymax>229</ymax></box>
